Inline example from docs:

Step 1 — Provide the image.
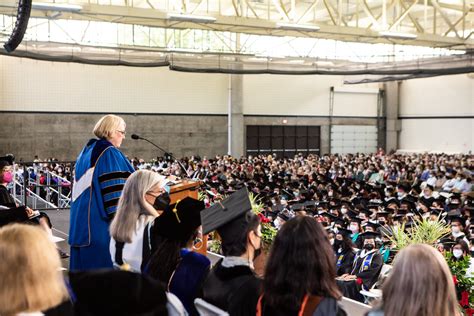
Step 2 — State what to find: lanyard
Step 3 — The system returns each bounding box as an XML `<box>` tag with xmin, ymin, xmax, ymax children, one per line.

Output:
<box><xmin>256</xmin><ymin>294</ymin><xmax>309</xmax><ymax>316</ymax></box>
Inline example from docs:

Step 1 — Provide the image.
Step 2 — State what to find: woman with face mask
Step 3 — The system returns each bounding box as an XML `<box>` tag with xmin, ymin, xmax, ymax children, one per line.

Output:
<box><xmin>336</xmin><ymin>231</ymin><xmax>383</xmax><ymax>302</ymax></box>
<box><xmin>110</xmin><ymin>170</ymin><xmax>169</xmax><ymax>273</ymax></box>
<box><xmin>333</xmin><ymin>228</ymin><xmax>356</xmax><ymax>276</ymax></box>
<box><xmin>145</xmin><ymin>196</ymin><xmax>210</xmax><ymax>315</ymax></box>
<box><xmin>200</xmin><ymin>188</ymin><xmax>263</xmax><ymax>316</ymax></box>
<box><xmin>0</xmin><ymin>157</ymin><xmax>60</xmax><ymax>255</ymax></box>
<box><xmin>451</xmin><ymin>241</ymin><xmax>469</xmax><ymax>261</ymax></box>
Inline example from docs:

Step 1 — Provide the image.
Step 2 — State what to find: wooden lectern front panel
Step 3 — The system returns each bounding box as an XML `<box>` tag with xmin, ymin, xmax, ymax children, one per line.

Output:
<box><xmin>168</xmin><ymin>181</ymin><xmax>207</xmax><ymax>256</ymax></box>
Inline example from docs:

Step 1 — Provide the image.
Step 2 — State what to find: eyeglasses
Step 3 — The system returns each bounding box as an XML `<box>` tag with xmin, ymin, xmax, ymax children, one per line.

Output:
<box><xmin>116</xmin><ymin>130</ymin><xmax>126</xmax><ymax>136</ymax></box>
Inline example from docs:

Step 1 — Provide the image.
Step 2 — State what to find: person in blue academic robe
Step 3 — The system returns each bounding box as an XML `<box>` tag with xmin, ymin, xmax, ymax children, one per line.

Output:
<box><xmin>69</xmin><ymin>115</ymin><xmax>134</xmax><ymax>271</ymax></box>
<box><xmin>144</xmin><ymin>197</ymin><xmax>211</xmax><ymax>316</ymax></box>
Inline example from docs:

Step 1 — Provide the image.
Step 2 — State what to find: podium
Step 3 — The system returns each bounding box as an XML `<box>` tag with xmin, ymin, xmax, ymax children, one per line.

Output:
<box><xmin>169</xmin><ymin>180</ymin><xmax>207</xmax><ymax>255</ymax></box>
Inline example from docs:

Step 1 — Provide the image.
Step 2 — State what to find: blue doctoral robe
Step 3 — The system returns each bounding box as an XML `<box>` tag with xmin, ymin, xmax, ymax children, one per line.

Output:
<box><xmin>169</xmin><ymin>249</ymin><xmax>210</xmax><ymax>316</ymax></box>
<box><xmin>69</xmin><ymin>138</ymin><xmax>134</xmax><ymax>271</ymax></box>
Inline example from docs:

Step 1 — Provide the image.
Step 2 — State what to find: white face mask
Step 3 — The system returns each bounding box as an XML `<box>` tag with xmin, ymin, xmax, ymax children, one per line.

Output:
<box><xmin>453</xmin><ymin>249</ymin><xmax>463</xmax><ymax>259</ymax></box>
<box><xmin>341</xmin><ymin>208</ymin><xmax>348</xmax><ymax>214</ymax></box>
<box><xmin>329</xmin><ymin>238</ymin><xmax>334</xmax><ymax>246</ymax></box>
<box><xmin>274</xmin><ymin>218</ymin><xmax>281</xmax><ymax>229</ymax></box>
<box><xmin>349</xmin><ymin>224</ymin><xmax>359</xmax><ymax>233</ymax></box>
<box><xmin>452</xmin><ymin>226</ymin><xmax>461</xmax><ymax>234</ymax></box>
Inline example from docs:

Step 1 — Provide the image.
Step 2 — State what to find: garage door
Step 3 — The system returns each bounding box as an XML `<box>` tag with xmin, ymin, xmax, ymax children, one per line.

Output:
<box><xmin>331</xmin><ymin>125</ymin><xmax>377</xmax><ymax>154</ymax></box>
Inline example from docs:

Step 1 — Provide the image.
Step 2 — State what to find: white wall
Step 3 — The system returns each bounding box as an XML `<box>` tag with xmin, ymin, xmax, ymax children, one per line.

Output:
<box><xmin>0</xmin><ymin>56</ymin><xmax>380</xmax><ymax>118</ymax></box>
<box><xmin>0</xmin><ymin>55</ymin><xmax>228</xmax><ymax>114</ymax></box>
<box><xmin>400</xmin><ymin>119</ymin><xmax>473</xmax><ymax>153</ymax></box>
<box><xmin>242</xmin><ymin>74</ymin><xmax>379</xmax><ymax>116</ymax></box>
<box><xmin>399</xmin><ymin>74</ymin><xmax>474</xmax><ymax>153</ymax></box>
<box><xmin>400</xmin><ymin>74</ymin><xmax>473</xmax><ymax>116</ymax></box>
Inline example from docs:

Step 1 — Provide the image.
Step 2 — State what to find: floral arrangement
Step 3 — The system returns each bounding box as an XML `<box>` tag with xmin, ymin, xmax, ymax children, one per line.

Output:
<box><xmin>445</xmin><ymin>252</ymin><xmax>474</xmax><ymax>315</ymax></box>
<box><xmin>248</xmin><ymin>192</ymin><xmax>277</xmax><ymax>249</ymax></box>
<box><xmin>386</xmin><ymin>217</ymin><xmax>451</xmax><ymax>251</ymax></box>
<box><xmin>386</xmin><ymin>217</ymin><xmax>473</xmax><ymax>315</ymax></box>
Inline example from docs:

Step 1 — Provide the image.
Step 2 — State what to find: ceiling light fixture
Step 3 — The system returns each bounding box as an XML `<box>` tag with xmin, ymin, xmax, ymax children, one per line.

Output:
<box><xmin>276</xmin><ymin>22</ymin><xmax>320</xmax><ymax>32</ymax></box>
<box><xmin>32</xmin><ymin>2</ymin><xmax>82</xmax><ymax>12</ymax></box>
<box><xmin>379</xmin><ymin>31</ymin><xmax>417</xmax><ymax>39</ymax></box>
<box><xmin>167</xmin><ymin>13</ymin><xmax>216</xmax><ymax>23</ymax></box>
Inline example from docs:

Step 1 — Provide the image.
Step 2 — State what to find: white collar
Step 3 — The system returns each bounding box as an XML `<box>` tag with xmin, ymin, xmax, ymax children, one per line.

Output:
<box><xmin>359</xmin><ymin>249</ymin><xmax>377</xmax><ymax>258</ymax></box>
<box><xmin>222</xmin><ymin>256</ymin><xmax>254</xmax><ymax>269</ymax></box>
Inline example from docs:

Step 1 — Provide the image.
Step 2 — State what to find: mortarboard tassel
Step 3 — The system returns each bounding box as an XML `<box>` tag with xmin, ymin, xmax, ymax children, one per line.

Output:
<box><xmin>173</xmin><ymin>199</ymin><xmax>182</xmax><ymax>223</ymax></box>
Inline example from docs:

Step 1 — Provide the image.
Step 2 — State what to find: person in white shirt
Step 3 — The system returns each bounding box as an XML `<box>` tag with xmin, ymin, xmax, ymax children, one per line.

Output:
<box><xmin>109</xmin><ymin>170</ymin><xmax>167</xmax><ymax>272</ymax></box>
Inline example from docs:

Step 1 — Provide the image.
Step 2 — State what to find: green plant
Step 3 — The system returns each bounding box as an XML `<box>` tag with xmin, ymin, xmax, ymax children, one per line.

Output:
<box><xmin>386</xmin><ymin>217</ymin><xmax>451</xmax><ymax>251</ymax></box>
<box><xmin>198</xmin><ymin>191</ymin><xmax>207</xmax><ymax>201</ymax></box>
<box><xmin>208</xmin><ymin>233</ymin><xmax>222</xmax><ymax>254</ymax></box>
<box><xmin>445</xmin><ymin>252</ymin><xmax>474</xmax><ymax>314</ymax></box>
<box><xmin>249</xmin><ymin>192</ymin><xmax>277</xmax><ymax>250</ymax></box>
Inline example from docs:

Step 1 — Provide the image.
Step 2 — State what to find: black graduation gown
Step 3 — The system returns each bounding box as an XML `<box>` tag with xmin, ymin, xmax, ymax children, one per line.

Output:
<box><xmin>0</xmin><ymin>184</ymin><xmax>16</xmax><ymax>207</ymax></box>
<box><xmin>335</xmin><ymin>249</ymin><xmax>356</xmax><ymax>276</ymax></box>
<box><xmin>201</xmin><ymin>259</ymin><xmax>261</xmax><ymax>316</ymax></box>
<box><xmin>0</xmin><ymin>184</ymin><xmax>52</xmax><ymax>228</ymax></box>
<box><xmin>419</xmin><ymin>196</ymin><xmax>435</xmax><ymax>207</ymax></box>
<box><xmin>337</xmin><ymin>250</ymin><xmax>383</xmax><ymax>302</ymax></box>
<box><xmin>0</xmin><ymin>205</ymin><xmax>29</xmax><ymax>227</ymax></box>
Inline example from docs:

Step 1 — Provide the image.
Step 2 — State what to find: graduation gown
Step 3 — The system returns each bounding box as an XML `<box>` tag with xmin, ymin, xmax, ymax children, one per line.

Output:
<box><xmin>0</xmin><ymin>184</ymin><xmax>16</xmax><ymax>207</ymax></box>
<box><xmin>168</xmin><ymin>249</ymin><xmax>211</xmax><ymax>316</ymax></box>
<box><xmin>0</xmin><ymin>205</ymin><xmax>29</xmax><ymax>227</ymax></box>
<box><xmin>69</xmin><ymin>138</ymin><xmax>134</xmax><ymax>271</ymax></box>
<box><xmin>201</xmin><ymin>259</ymin><xmax>261</xmax><ymax>316</ymax></box>
<box><xmin>337</xmin><ymin>249</ymin><xmax>383</xmax><ymax>302</ymax></box>
<box><xmin>0</xmin><ymin>185</ymin><xmax>52</xmax><ymax>228</ymax></box>
<box><xmin>335</xmin><ymin>248</ymin><xmax>356</xmax><ymax>276</ymax></box>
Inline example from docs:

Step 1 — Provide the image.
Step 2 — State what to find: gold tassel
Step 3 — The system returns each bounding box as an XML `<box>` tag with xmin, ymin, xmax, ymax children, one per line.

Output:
<box><xmin>173</xmin><ymin>199</ymin><xmax>181</xmax><ymax>223</ymax></box>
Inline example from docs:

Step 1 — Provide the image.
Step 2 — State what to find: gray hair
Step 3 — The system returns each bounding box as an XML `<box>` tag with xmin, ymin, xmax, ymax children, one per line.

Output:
<box><xmin>110</xmin><ymin>170</ymin><xmax>165</xmax><ymax>243</ymax></box>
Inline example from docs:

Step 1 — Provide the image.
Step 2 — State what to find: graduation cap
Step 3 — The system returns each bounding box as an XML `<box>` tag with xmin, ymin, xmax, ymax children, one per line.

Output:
<box><xmin>349</xmin><ymin>215</ymin><xmax>362</xmax><ymax>224</ymax></box>
<box><xmin>449</xmin><ymin>215</ymin><xmax>465</xmax><ymax>227</ymax></box>
<box><xmin>335</xmin><ymin>227</ymin><xmax>352</xmax><ymax>238</ymax></box>
<box><xmin>320</xmin><ymin>212</ymin><xmax>340</xmax><ymax>222</ymax></box>
<box><xmin>376</xmin><ymin>211</ymin><xmax>390</xmax><ymax>218</ymax></box>
<box><xmin>278</xmin><ymin>209</ymin><xmax>293</xmax><ymax>221</ymax></box>
<box><xmin>392</xmin><ymin>214</ymin><xmax>406</xmax><ymax>221</ymax></box>
<box><xmin>430</xmin><ymin>208</ymin><xmax>443</xmax><ymax>216</ymax></box>
<box><xmin>290</xmin><ymin>203</ymin><xmax>305</xmax><ymax>211</ymax></box>
<box><xmin>364</xmin><ymin>221</ymin><xmax>381</xmax><ymax>231</ymax></box>
<box><xmin>152</xmin><ymin>197</ymin><xmax>204</xmax><ymax>243</ymax></box>
<box><xmin>360</xmin><ymin>231</ymin><xmax>380</xmax><ymax>240</ymax></box>
<box><xmin>437</xmin><ymin>237</ymin><xmax>455</xmax><ymax>250</ymax></box>
<box><xmin>425</xmin><ymin>184</ymin><xmax>434</xmax><ymax>191</ymax></box>
<box><xmin>0</xmin><ymin>155</ymin><xmax>14</xmax><ymax>169</ymax></box>
<box><xmin>359</xmin><ymin>209</ymin><xmax>372</xmax><ymax>217</ymax></box>
<box><xmin>201</xmin><ymin>188</ymin><xmax>254</xmax><ymax>247</ymax></box>
<box><xmin>397</xmin><ymin>183</ymin><xmax>410</xmax><ymax>192</ymax></box>
<box><xmin>271</xmin><ymin>205</ymin><xmax>285</xmax><ymax>212</ymax></box>
<box><xmin>404</xmin><ymin>221</ymin><xmax>416</xmax><ymax>231</ymax></box>
<box><xmin>69</xmin><ymin>270</ymin><xmax>168</xmax><ymax>316</ymax></box>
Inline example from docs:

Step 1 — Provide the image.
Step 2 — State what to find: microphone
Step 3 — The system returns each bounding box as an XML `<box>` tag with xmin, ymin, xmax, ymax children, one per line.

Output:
<box><xmin>130</xmin><ymin>134</ymin><xmax>190</xmax><ymax>178</ymax></box>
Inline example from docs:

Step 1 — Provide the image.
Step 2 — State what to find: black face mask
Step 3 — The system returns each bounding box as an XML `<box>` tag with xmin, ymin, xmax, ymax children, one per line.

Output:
<box><xmin>334</xmin><ymin>239</ymin><xmax>343</xmax><ymax>249</ymax></box>
<box><xmin>363</xmin><ymin>244</ymin><xmax>375</xmax><ymax>251</ymax></box>
<box><xmin>153</xmin><ymin>192</ymin><xmax>170</xmax><ymax>211</ymax></box>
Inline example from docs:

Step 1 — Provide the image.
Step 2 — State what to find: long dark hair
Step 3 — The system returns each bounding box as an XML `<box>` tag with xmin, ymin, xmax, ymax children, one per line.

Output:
<box><xmin>146</xmin><ymin>230</ymin><xmax>198</xmax><ymax>286</ymax></box>
<box><xmin>334</xmin><ymin>234</ymin><xmax>354</xmax><ymax>253</ymax></box>
<box><xmin>264</xmin><ymin>216</ymin><xmax>341</xmax><ymax>312</ymax></box>
<box><xmin>146</xmin><ymin>235</ymin><xmax>181</xmax><ymax>286</ymax></box>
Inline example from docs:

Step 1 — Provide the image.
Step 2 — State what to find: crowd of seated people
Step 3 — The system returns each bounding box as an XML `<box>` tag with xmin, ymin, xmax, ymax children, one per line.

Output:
<box><xmin>0</xmin><ymin>151</ymin><xmax>472</xmax><ymax>315</ymax></box>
